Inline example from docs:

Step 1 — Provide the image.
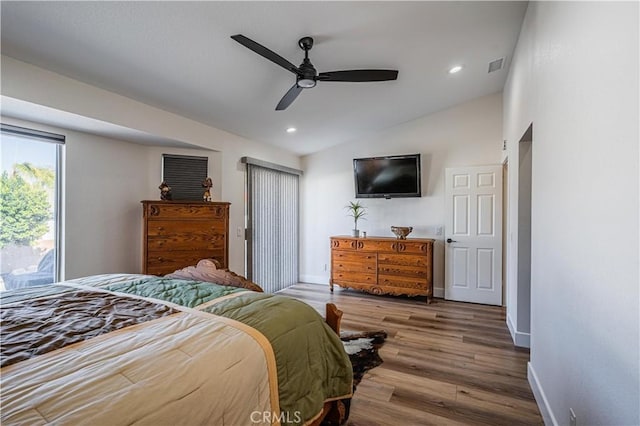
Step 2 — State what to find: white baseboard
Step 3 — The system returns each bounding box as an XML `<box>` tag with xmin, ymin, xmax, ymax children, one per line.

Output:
<box><xmin>434</xmin><ymin>287</ymin><xmax>444</xmax><ymax>298</ymax></box>
<box><xmin>299</xmin><ymin>275</ymin><xmax>328</xmax><ymax>285</ymax></box>
<box><xmin>528</xmin><ymin>362</ymin><xmax>558</xmax><ymax>426</ymax></box>
<box><xmin>507</xmin><ymin>314</ymin><xmax>531</xmax><ymax>348</ymax></box>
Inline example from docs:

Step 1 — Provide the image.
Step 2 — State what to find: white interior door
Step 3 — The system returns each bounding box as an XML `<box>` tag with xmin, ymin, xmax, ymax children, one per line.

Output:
<box><xmin>445</xmin><ymin>166</ymin><xmax>503</xmax><ymax>305</ymax></box>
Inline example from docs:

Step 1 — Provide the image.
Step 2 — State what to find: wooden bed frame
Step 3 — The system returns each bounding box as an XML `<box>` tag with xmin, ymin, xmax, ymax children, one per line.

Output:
<box><xmin>310</xmin><ymin>303</ymin><xmax>350</xmax><ymax>426</ymax></box>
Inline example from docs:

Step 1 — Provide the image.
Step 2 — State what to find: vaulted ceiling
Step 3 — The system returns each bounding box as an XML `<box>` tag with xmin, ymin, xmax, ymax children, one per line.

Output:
<box><xmin>1</xmin><ymin>1</ymin><xmax>527</xmax><ymax>155</ymax></box>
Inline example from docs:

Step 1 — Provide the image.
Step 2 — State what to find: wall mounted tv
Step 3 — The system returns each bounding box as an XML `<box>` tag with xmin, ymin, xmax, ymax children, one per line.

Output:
<box><xmin>353</xmin><ymin>154</ymin><xmax>421</xmax><ymax>199</ymax></box>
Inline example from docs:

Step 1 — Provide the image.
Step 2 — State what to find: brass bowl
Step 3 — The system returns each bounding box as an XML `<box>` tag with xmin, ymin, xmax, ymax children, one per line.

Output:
<box><xmin>391</xmin><ymin>226</ymin><xmax>413</xmax><ymax>239</ymax></box>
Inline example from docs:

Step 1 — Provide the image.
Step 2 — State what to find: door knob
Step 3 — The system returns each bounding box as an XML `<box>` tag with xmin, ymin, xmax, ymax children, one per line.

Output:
<box><xmin>446</xmin><ymin>238</ymin><xmax>457</xmax><ymax>243</ymax></box>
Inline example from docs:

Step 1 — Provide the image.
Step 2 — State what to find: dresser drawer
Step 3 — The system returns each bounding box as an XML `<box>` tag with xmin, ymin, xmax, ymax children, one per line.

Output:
<box><xmin>331</xmin><ymin>272</ymin><xmax>377</xmax><ymax>285</ymax></box>
<box><xmin>332</xmin><ymin>250</ymin><xmax>376</xmax><ymax>264</ymax></box>
<box><xmin>333</xmin><ymin>260</ymin><xmax>377</xmax><ymax>274</ymax></box>
<box><xmin>147</xmin><ymin>220</ymin><xmax>226</xmax><ymax>236</ymax></box>
<box><xmin>146</xmin><ymin>249</ymin><xmax>224</xmax><ymax>275</ymax></box>
<box><xmin>378</xmin><ymin>263</ymin><xmax>427</xmax><ymax>277</ymax></box>
<box><xmin>378</xmin><ymin>274</ymin><xmax>428</xmax><ymax>290</ymax></box>
<box><xmin>145</xmin><ymin>203</ymin><xmax>228</xmax><ymax>220</ymax></box>
<box><xmin>378</xmin><ymin>253</ymin><xmax>428</xmax><ymax>267</ymax></box>
<box><xmin>356</xmin><ymin>239</ymin><xmax>397</xmax><ymax>252</ymax></box>
<box><xmin>396</xmin><ymin>241</ymin><xmax>431</xmax><ymax>254</ymax></box>
<box><xmin>331</xmin><ymin>238</ymin><xmax>357</xmax><ymax>250</ymax></box>
<box><xmin>147</xmin><ymin>234</ymin><xmax>225</xmax><ymax>251</ymax></box>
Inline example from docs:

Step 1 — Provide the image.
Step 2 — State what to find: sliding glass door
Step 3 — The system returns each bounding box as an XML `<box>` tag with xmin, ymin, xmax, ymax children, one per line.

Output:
<box><xmin>0</xmin><ymin>124</ymin><xmax>63</xmax><ymax>290</ymax></box>
<box><xmin>245</xmin><ymin>159</ymin><xmax>300</xmax><ymax>293</ymax></box>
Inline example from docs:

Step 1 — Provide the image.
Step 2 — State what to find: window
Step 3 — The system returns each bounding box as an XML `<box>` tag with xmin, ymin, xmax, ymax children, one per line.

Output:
<box><xmin>0</xmin><ymin>124</ymin><xmax>63</xmax><ymax>290</ymax></box>
<box><xmin>162</xmin><ymin>154</ymin><xmax>208</xmax><ymax>200</ymax></box>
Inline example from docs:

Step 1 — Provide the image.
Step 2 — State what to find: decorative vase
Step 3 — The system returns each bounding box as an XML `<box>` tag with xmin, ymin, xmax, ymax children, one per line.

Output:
<box><xmin>352</xmin><ymin>229</ymin><xmax>360</xmax><ymax>237</ymax></box>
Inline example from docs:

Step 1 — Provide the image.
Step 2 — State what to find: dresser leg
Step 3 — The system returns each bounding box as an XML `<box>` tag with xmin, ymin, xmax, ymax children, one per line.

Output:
<box><xmin>329</xmin><ymin>281</ymin><xmax>334</xmax><ymax>292</ymax></box>
<box><xmin>426</xmin><ymin>295</ymin><xmax>432</xmax><ymax>304</ymax></box>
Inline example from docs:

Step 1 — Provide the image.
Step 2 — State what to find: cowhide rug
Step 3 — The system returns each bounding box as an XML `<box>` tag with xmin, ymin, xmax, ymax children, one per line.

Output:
<box><xmin>341</xmin><ymin>330</ymin><xmax>388</xmax><ymax>388</ymax></box>
<box><xmin>321</xmin><ymin>330</ymin><xmax>387</xmax><ymax>426</ymax></box>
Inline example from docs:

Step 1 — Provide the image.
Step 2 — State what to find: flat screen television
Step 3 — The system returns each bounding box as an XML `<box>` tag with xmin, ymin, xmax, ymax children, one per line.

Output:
<box><xmin>353</xmin><ymin>154</ymin><xmax>421</xmax><ymax>199</ymax></box>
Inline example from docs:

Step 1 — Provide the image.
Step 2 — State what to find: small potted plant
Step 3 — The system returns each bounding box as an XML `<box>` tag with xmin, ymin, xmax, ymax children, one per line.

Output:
<box><xmin>345</xmin><ymin>201</ymin><xmax>367</xmax><ymax>237</ymax></box>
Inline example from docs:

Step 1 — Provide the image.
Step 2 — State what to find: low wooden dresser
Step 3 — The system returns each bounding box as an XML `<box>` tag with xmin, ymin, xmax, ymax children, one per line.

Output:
<box><xmin>141</xmin><ymin>200</ymin><xmax>230</xmax><ymax>275</ymax></box>
<box><xmin>330</xmin><ymin>236</ymin><xmax>434</xmax><ymax>303</ymax></box>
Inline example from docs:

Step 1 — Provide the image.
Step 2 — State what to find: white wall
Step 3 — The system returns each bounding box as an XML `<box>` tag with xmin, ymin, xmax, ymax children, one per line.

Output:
<box><xmin>143</xmin><ymin>146</ymin><xmax>223</xmax><ymax>202</ymax></box>
<box><xmin>516</xmin><ymin>138</ymin><xmax>532</xmax><ymax>340</ymax></box>
<box><xmin>300</xmin><ymin>92</ymin><xmax>503</xmax><ymax>294</ymax></box>
<box><xmin>503</xmin><ymin>2</ymin><xmax>639</xmax><ymax>425</ymax></box>
<box><xmin>1</xmin><ymin>56</ymin><xmax>301</xmax><ymax>275</ymax></box>
<box><xmin>1</xmin><ymin>116</ymin><xmax>148</xmax><ymax>279</ymax></box>
<box><xmin>1</xmin><ymin>116</ymin><xmax>225</xmax><ymax>279</ymax></box>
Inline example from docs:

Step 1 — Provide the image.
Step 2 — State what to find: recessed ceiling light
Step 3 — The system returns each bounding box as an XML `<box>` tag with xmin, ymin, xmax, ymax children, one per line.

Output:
<box><xmin>449</xmin><ymin>65</ymin><xmax>463</xmax><ymax>74</ymax></box>
<box><xmin>286</xmin><ymin>127</ymin><xmax>297</xmax><ymax>133</ymax></box>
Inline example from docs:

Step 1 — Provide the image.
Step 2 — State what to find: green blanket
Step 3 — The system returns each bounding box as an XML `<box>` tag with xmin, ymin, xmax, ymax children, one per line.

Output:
<box><xmin>203</xmin><ymin>293</ymin><xmax>352</xmax><ymax>424</ymax></box>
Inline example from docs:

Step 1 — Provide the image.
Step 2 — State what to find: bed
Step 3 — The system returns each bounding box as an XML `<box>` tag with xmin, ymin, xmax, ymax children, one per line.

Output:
<box><xmin>0</xmin><ymin>274</ymin><xmax>353</xmax><ymax>425</ymax></box>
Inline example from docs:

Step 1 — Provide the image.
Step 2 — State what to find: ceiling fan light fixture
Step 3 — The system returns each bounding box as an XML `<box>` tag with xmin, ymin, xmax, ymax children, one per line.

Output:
<box><xmin>297</xmin><ymin>78</ymin><xmax>316</xmax><ymax>88</ymax></box>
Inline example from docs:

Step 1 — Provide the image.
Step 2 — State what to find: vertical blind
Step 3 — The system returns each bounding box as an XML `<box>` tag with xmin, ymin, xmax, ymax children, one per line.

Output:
<box><xmin>247</xmin><ymin>163</ymin><xmax>300</xmax><ymax>293</ymax></box>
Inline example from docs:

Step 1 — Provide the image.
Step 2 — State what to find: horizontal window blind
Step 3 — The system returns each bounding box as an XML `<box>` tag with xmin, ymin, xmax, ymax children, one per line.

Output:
<box><xmin>162</xmin><ymin>154</ymin><xmax>208</xmax><ymax>201</ymax></box>
<box><xmin>1</xmin><ymin>124</ymin><xmax>65</xmax><ymax>144</ymax></box>
<box><xmin>247</xmin><ymin>164</ymin><xmax>299</xmax><ymax>293</ymax></box>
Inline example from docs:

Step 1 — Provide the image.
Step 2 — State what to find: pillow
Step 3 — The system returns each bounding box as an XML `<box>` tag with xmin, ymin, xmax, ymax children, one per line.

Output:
<box><xmin>199</xmin><ymin>269</ymin><xmax>264</xmax><ymax>293</ymax></box>
<box><xmin>165</xmin><ymin>259</ymin><xmax>263</xmax><ymax>293</ymax></box>
<box><xmin>196</xmin><ymin>258</ymin><xmax>219</xmax><ymax>272</ymax></box>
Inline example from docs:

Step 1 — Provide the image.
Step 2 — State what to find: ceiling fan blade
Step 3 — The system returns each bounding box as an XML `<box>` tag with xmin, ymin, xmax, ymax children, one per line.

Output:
<box><xmin>275</xmin><ymin>84</ymin><xmax>303</xmax><ymax>111</ymax></box>
<box><xmin>231</xmin><ymin>34</ymin><xmax>300</xmax><ymax>75</ymax></box>
<box><xmin>317</xmin><ymin>69</ymin><xmax>398</xmax><ymax>82</ymax></box>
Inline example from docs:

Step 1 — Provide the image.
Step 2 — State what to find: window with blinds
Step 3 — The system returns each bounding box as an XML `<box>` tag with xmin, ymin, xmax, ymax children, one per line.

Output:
<box><xmin>244</xmin><ymin>158</ymin><xmax>301</xmax><ymax>294</ymax></box>
<box><xmin>162</xmin><ymin>154</ymin><xmax>208</xmax><ymax>200</ymax></box>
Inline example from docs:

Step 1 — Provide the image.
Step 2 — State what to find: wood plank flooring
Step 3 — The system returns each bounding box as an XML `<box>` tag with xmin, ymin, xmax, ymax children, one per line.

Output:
<box><xmin>277</xmin><ymin>284</ymin><xmax>542</xmax><ymax>426</ymax></box>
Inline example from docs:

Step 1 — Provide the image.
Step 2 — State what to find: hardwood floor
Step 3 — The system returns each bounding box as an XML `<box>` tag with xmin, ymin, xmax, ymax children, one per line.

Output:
<box><xmin>278</xmin><ymin>283</ymin><xmax>542</xmax><ymax>426</ymax></box>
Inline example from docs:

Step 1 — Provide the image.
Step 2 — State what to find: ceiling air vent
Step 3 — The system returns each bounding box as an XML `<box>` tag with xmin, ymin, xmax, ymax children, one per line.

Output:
<box><xmin>488</xmin><ymin>57</ymin><xmax>504</xmax><ymax>73</ymax></box>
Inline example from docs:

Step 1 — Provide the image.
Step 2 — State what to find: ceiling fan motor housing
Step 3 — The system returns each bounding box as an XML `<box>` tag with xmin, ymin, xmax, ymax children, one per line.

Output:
<box><xmin>297</xmin><ymin>58</ymin><xmax>317</xmax><ymax>88</ymax></box>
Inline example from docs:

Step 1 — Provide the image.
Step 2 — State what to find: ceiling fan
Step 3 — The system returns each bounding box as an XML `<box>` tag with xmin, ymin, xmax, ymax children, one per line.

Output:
<box><xmin>231</xmin><ymin>34</ymin><xmax>399</xmax><ymax>111</ymax></box>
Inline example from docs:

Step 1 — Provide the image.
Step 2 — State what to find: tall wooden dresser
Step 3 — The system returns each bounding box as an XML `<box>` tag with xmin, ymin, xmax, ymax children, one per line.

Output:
<box><xmin>141</xmin><ymin>201</ymin><xmax>230</xmax><ymax>275</ymax></box>
<box><xmin>330</xmin><ymin>236</ymin><xmax>434</xmax><ymax>303</ymax></box>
